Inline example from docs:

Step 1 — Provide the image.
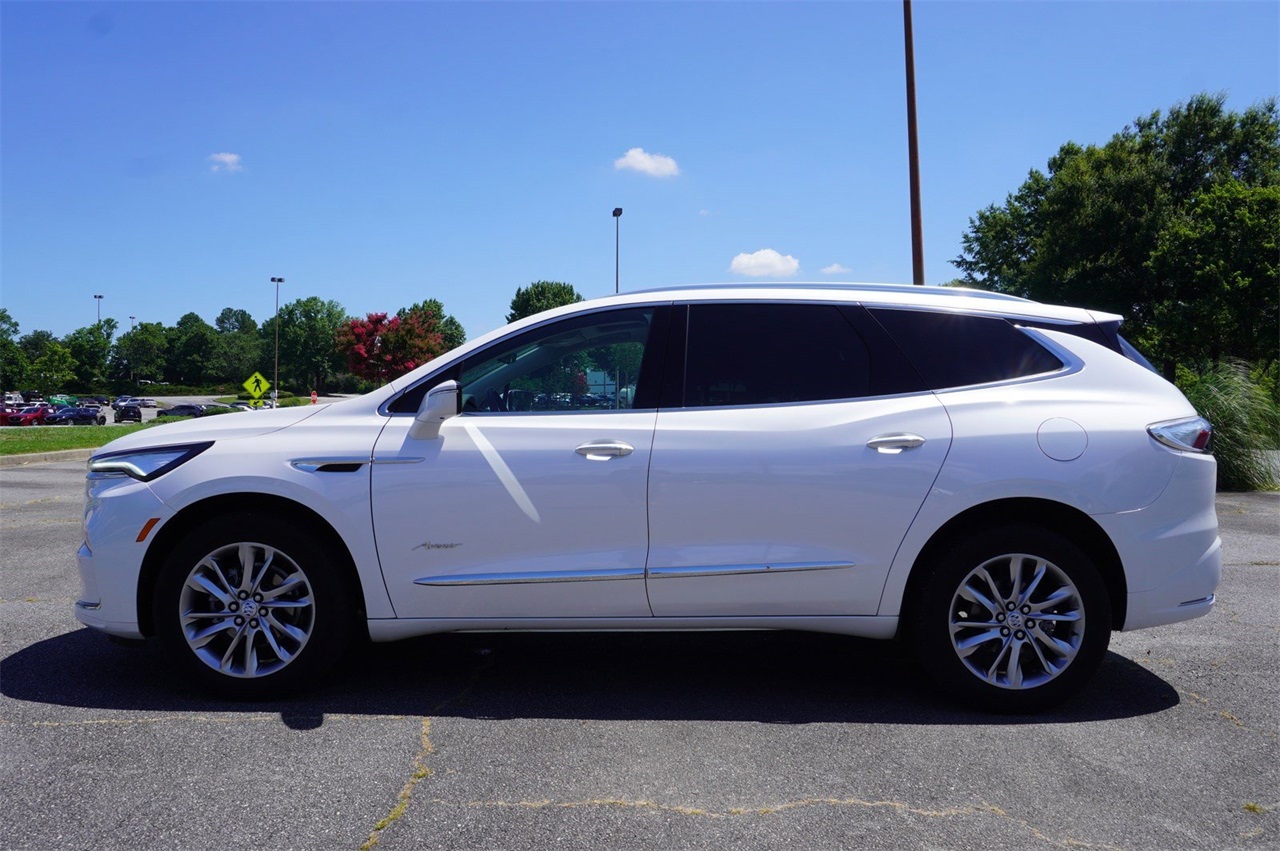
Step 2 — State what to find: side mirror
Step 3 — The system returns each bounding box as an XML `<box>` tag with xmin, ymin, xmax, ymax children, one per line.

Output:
<box><xmin>409</xmin><ymin>380</ymin><xmax>460</xmax><ymax>440</ymax></box>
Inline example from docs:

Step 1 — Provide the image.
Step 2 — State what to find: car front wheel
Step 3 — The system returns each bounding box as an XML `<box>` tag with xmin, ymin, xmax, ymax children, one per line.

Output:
<box><xmin>911</xmin><ymin>525</ymin><xmax>1111</xmax><ymax>713</ymax></box>
<box><xmin>154</xmin><ymin>513</ymin><xmax>351</xmax><ymax>699</ymax></box>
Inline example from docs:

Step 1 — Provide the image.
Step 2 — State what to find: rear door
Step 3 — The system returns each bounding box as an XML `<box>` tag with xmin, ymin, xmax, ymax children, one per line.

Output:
<box><xmin>645</xmin><ymin>302</ymin><xmax>951</xmax><ymax>617</ymax></box>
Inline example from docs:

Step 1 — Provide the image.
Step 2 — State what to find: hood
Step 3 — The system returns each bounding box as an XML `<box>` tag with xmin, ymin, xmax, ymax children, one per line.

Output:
<box><xmin>93</xmin><ymin>405</ymin><xmax>328</xmax><ymax>457</ymax></box>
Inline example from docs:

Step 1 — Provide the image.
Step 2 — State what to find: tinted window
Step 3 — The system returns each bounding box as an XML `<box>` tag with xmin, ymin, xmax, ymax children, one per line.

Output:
<box><xmin>868</xmin><ymin>308</ymin><xmax>1063</xmax><ymax>390</ymax></box>
<box><xmin>681</xmin><ymin>304</ymin><xmax>871</xmax><ymax>407</ymax></box>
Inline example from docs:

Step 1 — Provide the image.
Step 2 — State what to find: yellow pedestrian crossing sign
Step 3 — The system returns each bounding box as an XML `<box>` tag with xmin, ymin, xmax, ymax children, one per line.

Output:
<box><xmin>243</xmin><ymin>372</ymin><xmax>271</xmax><ymax>398</ymax></box>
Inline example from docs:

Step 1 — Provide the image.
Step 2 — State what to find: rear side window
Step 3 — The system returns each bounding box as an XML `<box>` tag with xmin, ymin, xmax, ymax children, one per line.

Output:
<box><xmin>680</xmin><ymin>303</ymin><xmax>872</xmax><ymax>407</ymax></box>
<box><xmin>868</xmin><ymin>308</ymin><xmax>1063</xmax><ymax>390</ymax></box>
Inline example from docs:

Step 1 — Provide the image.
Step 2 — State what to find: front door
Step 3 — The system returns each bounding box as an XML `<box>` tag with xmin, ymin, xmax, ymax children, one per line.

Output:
<box><xmin>371</xmin><ymin>306</ymin><xmax>665</xmax><ymax>620</ymax></box>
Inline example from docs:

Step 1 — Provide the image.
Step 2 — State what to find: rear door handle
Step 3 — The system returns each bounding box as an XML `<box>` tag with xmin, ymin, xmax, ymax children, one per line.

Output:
<box><xmin>867</xmin><ymin>433</ymin><xmax>926</xmax><ymax>454</ymax></box>
<box><xmin>575</xmin><ymin>440</ymin><xmax>634</xmax><ymax>460</ymax></box>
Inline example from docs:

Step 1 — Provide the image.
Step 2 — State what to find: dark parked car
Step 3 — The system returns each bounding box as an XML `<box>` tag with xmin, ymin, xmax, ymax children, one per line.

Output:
<box><xmin>114</xmin><ymin>405</ymin><xmax>142</xmax><ymax>424</ymax></box>
<box><xmin>157</xmin><ymin>404</ymin><xmax>205</xmax><ymax>419</ymax></box>
<box><xmin>46</xmin><ymin>406</ymin><xmax>107</xmax><ymax>426</ymax></box>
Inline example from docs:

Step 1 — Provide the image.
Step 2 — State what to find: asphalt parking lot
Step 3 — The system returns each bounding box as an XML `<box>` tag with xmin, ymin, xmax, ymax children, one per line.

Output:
<box><xmin>1</xmin><ymin>461</ymin><xmax>1276</xmax><ymax>850</ymax></box>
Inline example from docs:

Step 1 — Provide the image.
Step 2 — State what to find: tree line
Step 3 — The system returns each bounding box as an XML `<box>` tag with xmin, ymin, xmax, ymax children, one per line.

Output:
<box><xmin>954</xmin><ymin>92</ymin><xmax>1277</xmax><ymax>381</ymax></box>
<box><xmin>0</xmin><ymin>283</ymin><xmax>582</xmax><ymax>397</ymax></box>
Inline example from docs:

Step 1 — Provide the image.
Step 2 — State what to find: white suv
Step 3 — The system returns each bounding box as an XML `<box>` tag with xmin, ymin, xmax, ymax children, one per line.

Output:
<box><xmin>76</xmin><ymin>284</ymin><xmax>1220</xmax><ymax>711</ymax></box>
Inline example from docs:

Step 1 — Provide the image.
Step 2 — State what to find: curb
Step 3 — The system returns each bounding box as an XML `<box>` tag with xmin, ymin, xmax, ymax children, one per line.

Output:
<box><xmin>0</xmin><ymin>449</ymin><xmax>94</xmax><ymax>468</ymax></box>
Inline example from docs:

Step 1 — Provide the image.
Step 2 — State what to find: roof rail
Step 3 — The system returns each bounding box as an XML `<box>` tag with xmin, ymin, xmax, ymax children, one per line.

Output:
<box><xmin>627</xmin><ymin>281</ymin><xmax>1031</xmax><ymax>302</ymax></box>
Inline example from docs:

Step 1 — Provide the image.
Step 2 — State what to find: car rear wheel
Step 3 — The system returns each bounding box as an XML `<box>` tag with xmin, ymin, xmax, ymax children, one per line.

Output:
<box><xmin>154</xmin><ymin>513</ymin><xmax>351</xmax><ymax>699</ymax></box>
<box><xmin>911</xmin><ymin>525</ymin><xmax>1111</xmax><ymax>713</ymax></box>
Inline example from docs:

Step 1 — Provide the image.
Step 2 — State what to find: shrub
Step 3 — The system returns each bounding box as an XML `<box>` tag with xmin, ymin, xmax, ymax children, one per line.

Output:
<box><xmin>1177</xmin><ymin>359</ymin><xmax>1279</xmax><ymax>491</ymax></box>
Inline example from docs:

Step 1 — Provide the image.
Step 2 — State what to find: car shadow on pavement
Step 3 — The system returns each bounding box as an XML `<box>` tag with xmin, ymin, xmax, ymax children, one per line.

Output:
<box><xmin>1</xmin><ymin>628</ymin><xmax>1178</xmax><ymax>727</ymax></box>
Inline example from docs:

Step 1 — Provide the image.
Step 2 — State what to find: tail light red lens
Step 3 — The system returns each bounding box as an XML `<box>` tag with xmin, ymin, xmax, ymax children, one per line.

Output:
<box><xmin>1148</xmin><ymin>416</ymin><xmax>1213</xmax><ymax>453</ymax></box>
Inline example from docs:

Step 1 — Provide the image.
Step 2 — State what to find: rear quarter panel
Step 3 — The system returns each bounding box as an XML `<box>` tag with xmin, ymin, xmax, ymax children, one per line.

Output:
<box><xmin>877</xmin><ymin>330</ymin><xmax>1197</xmax><ymax>617</ymax></box>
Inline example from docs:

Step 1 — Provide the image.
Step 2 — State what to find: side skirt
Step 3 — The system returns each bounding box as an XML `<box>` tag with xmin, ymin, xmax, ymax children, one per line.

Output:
<box><xmin>366</xmin><ymin>615</ymin><xmax>899</xmax><ymax>642</ymax></box>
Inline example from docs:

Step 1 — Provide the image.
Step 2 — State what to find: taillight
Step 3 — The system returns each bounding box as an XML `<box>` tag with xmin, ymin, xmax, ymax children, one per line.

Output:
<box><xmin>1148</xmin><ymin>416</ymin><xmax>1213</xmax><ymax>453</ymax></box>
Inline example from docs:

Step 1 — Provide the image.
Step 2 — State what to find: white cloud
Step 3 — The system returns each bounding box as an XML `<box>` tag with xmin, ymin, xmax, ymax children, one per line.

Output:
<box><xmin>614</xmin><ymin>147</ymin><xmax>679</xmax><ymax>178</ymax></box>
<box><xmin>208</xmin><ymin>152</ymin><xmax>243</xmax><ymax>173</ymax></box>
<box><xmin>821</xmin><ymin>263</ymin><xmax>851</xmax><ymax>275</ymax></box>
<box><xmin>729</xmin><ymin>248</ymin><xmax>800</xmax><ymax>278</ymax></box>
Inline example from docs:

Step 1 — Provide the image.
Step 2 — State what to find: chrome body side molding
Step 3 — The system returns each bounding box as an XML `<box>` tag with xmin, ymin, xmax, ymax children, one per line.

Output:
<box><xmin>647</xmin><ymin>561</ymin><xmax>855</xmax><ymax>580</ymax></box>
<box><xmin>415</xmin><ymin>568</ymin><xmax>646</xmax><ymax>586</ymax></box>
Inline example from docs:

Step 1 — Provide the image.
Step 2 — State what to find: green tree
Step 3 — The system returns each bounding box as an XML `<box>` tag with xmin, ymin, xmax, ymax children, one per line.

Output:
<box><xmin>110</xmin><ymin>322</ymin><xmax>169</xmax><ymax>385</ymax></box>
<box><xmin>1148</xmin><ymin>180</ymin><xmax>1279</xmax><ymax>367</ymax></box>
<box><xmin>263</xmin><ymin>296</ymin><xmax>346</xmax><ymax>393</ymax></box>
<box><xmin>212</xmin><ymin>308</ymin><xmax>261</xmax><ymax>384</ymax></box>
<box><xmin>28</xmin><ymin>341</ymin><xmax>76</xmax><ymax>393</ymax></box>
<box><xmin>956</xmin><ymin>93</ymin><xmax>1279</xmax><ymax>376</ymax></box>
<box><xmin>0</xmin><ymin>307</ymin><xmax>18</xmax><ymax>340</ymax></box>
<box><xmin>215</xmin><ymin>308</ymin><xmax>257</xmax><ymax>335</ymax></box>
<box><xmin>0</xmin><ymin>308</ymin><xmax>27</xmax><ymax>390</ymax></box>
<box><xmin>397</xmin><ymin>298</ymin><xmax>466</xmax><ymax>350</ymax></box>
<box><xmin>18</xmin><ymin>329</ymin><xmax>56</xmax><ymax>364</ymax></box>
<box><xmin>506</xmin><ymin>281</ymin><xmax>583</xmax><ymax>323</ymax></box>
<box><xmin>63</xmin><ymin>320</ymin><xmax>118</xmax><ymax>390</ymax></box>
<box><xmin>166</xmin><ymin>312</ymin><xmax>219</xmax><ymax>385</ymax></box>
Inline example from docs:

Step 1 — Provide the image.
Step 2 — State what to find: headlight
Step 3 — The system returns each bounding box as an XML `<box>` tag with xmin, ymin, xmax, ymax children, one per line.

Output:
<box><xmin>88</xmin><ymin>442</ymin><xmax>214</xmax><ymax>481</ymax></box>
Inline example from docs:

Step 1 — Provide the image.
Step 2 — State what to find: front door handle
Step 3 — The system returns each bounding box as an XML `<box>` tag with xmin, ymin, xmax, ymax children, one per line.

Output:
<box><xmin>867</xmin><ymin>433</ymin><xmax>926</xmax><ymax>454</ymax></box>
<box><xmin>575</xmin><ymin>440</ymin><xmax>634</xmax><ymax>460</ymax></box>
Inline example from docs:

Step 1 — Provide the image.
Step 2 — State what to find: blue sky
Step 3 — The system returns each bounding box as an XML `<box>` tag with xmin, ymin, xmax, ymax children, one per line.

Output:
<box><xmin>2</xmin><ymin>0</ymin><xmax>1277</xmax><ymax>343</ymax></box>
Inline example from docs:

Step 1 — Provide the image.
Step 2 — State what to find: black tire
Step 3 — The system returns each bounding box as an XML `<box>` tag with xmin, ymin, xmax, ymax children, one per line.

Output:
<box><xmin>154</xmin><ymin>512</ymin><xmax>352</xmax><ymax>699</ymax></box>
<box><xmin>910</xmin><ymin>525</ymin><xmax>1111</xmax><ymax>713</ymax></box>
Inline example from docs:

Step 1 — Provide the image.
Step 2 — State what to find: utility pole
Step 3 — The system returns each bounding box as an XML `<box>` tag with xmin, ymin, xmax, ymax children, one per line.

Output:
<box><xmin>903</xmin><ymin>0</ymin><xmax>925</xmax><ymax>285</ymax></box>
<box><xmin>270</xmin><ymin>277</ymin><xmax>285</xmax><ymax>406</ymax></box>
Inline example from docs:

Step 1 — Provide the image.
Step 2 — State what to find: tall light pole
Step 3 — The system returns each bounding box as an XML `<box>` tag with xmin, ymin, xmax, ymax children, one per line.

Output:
<box><xmin>903</xmin><ymin>0</ymin><xmax>925</xmax><ymax>285</ymax></box>
<box><xmin>270</xmin><ymin>277</ymin><xmax>285</xmax><ymax>406</ymax></box>
<box><xmin>129</xmin><ymin>315</ymin><xmax>136</xmax><ymax>330</ymax></box>
<box><xmin>612</xmin><ymin>208</ymin><xmax>623</xmax><ymax>293</ymax></box>
<box><xmin>94</xmin><ymin>294</ymin><xmax>104</xmax><ymax>324</ymax></box>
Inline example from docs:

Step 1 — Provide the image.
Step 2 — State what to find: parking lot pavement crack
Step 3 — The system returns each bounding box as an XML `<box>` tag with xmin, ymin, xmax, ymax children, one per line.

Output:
<box><xmin>359</xmin><ymin>717</ymin><xmax>434</xmax><ymax>851</ymax></box>
<box><xmin>358</xmin><ymin>654</ymin><xmax>494</xmax><ymax>850</ymax></box>
<box><xmin>7</xmin><ymin>713</ymin><xmax>415</xmax><ymax>728</ymax></box>
<box><xmin>0</xmin><ymin>596</ymin><xmax>79</xmax><ymax>605</ymax></box>
<box><xmin>418</xmin><ymin>796</ymin><xmax>1122</xmax><ymax>848</ymax></box>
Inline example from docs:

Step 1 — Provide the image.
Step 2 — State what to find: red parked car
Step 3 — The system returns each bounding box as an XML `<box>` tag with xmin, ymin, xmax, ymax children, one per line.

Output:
<box><xmin>6</xmin><ymin>405</ymin><xmax>54</xmax><ymax>426</ymax></box>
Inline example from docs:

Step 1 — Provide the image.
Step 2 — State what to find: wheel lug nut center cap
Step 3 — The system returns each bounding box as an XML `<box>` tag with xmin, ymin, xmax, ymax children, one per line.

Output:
<box><xmin>1007</xmin><ymin>611</ymin><xmax>1024</xmax><ymax>629</ymax></box>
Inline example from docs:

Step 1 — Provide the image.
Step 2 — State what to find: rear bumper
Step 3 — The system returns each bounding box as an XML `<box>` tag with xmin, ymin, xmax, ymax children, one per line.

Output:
<box><xmin>1121</xmin><ymin>535</ymin><xmax>1221</xmax><ymax>630</ymax></box>
<box><xmin>1096</xmin><ymin>450</ymin><xmax>1221</xmax><ymax>631</ymax></box>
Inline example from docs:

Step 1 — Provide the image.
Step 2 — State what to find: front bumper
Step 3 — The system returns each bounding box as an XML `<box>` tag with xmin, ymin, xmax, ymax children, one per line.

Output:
<box><xmin>74</xmin><ymin>475</ymin><xmax>173</xmax><ymax>640</ymax></box>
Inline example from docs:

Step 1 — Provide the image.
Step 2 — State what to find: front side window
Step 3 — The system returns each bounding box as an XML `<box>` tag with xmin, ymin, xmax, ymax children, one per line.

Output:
<box><xmin>458</xmin><ymin>307</ymin><xmax>659</xmax><ymax>412</ymax></box>
<box><xmin>680</xmin><ymin>303</ymin><xmax>873</xmax><ymax>407</ymax></box>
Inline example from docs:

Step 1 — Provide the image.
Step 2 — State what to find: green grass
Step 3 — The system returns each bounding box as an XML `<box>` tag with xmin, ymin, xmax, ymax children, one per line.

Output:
<box><xmin>1178</xmin><ymin>359</ymin><xmax>1280</xmax><ymax>491</ymax></box>
<box><xmin>0</xmin><ymin>421</ymin><xmax>167</xmax><ymax>456</ymax></box>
